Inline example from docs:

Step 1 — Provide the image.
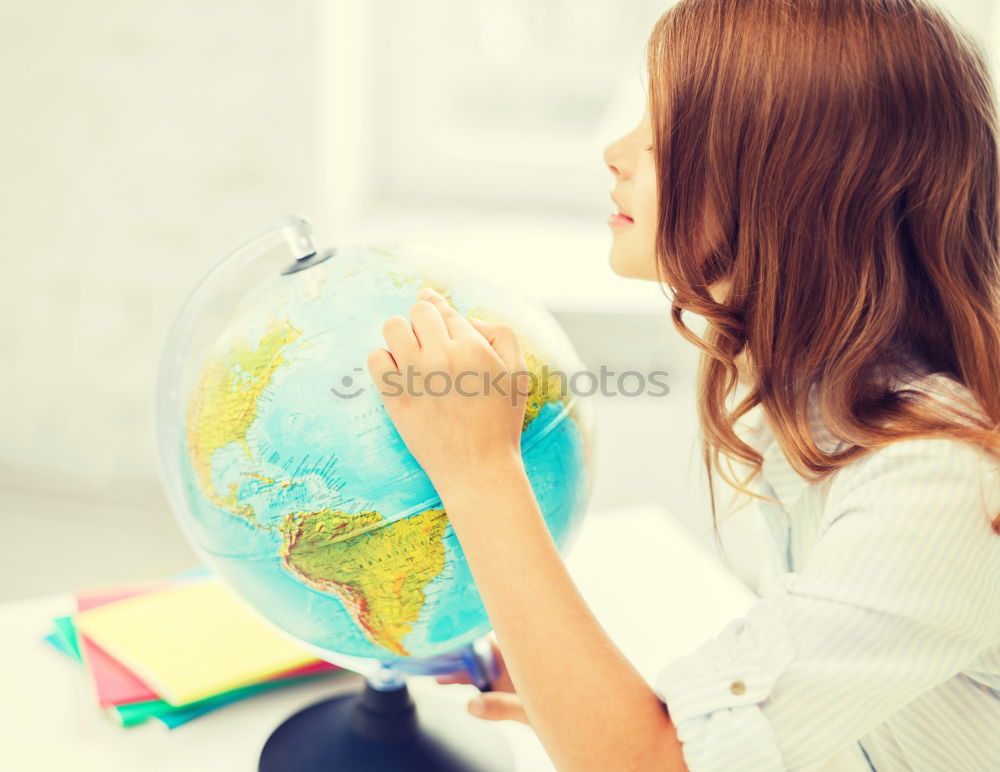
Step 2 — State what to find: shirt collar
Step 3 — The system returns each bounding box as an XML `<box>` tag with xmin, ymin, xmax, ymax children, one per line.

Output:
<box><xmin>740</xmin><ymin>389</ymin><xmax>847</xmax><ymax>510</ymax></box>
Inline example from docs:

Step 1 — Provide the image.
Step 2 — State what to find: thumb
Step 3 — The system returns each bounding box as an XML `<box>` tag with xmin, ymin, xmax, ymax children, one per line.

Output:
<box><xmin>467</xmin><ymin>692</ymin><xmax>530</xmax><ymax>725</ymax></box>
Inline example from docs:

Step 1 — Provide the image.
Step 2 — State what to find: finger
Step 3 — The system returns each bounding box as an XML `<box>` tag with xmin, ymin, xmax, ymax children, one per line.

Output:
<box><xmin>434</xmin><ymin>673</ymin><xmax>473</xmax><ymax>685</ymax></box>
<box><xmin>381</xmin><ymin>315</ymin><xmax>419</xmax><ymax>362</ymax></box>
<box><xmin>366</xmin><ymin>347</ymin><xmax>399</xmax><ymax>395</ymax></box>
<box><xmin>417</xmin><ymin>287</ymin><xmax>477</xmax><ymax>340</ymax></box>
<box><xmin>467</xmin><ymin>693</ymin><xmax>531</xmax><ymax>725</ymax></box>
<box><xmin>409</xmin><ymin>300</ymin><xmax>450</xmax><ymax>348</ymax></box>
<box><xmin>467</xmin><ymin>318</ymin><xmax>526</xmax><ymax>369</ymax></box>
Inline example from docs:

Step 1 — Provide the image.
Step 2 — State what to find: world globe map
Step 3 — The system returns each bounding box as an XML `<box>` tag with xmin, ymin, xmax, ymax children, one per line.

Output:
<box><xmin>162</xmin><ymin>237</ymin><xmax>594</xmax><ymax>668</ymax></box>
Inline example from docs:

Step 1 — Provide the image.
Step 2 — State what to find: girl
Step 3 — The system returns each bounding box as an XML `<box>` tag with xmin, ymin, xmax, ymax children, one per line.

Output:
<box><xmin>366</xmin><ymin>0</ymin><xmax>1000</xmax><ymax>769</ymax></box>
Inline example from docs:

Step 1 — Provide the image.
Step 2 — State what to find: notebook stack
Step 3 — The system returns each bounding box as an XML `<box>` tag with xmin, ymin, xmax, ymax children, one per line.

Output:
<box><xmin>43</xmin><ymin>568</ymin><xmax>346</xmax><ymax>728</ymax></box>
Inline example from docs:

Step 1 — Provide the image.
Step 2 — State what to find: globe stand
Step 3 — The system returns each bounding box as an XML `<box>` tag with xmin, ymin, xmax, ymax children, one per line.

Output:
<box><xmin>258</xmin><ymin>680</ymin><xmax>515</xmax><ymax>771</ymax></box>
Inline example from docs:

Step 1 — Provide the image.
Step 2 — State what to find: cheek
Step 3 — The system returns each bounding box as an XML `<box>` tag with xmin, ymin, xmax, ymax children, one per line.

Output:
<box><xmin>634</xmin><ymin>170</ymin><xmax>657</xmax><ymax>225</ymax></box>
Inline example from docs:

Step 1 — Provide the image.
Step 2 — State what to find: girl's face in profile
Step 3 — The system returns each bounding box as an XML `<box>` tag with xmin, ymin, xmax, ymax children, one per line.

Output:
<box><xmin>603</xmin><ymin>98</ymin><xmax>659</xmax><ymax>281</ymax></box>
<box><xmin>603</xmin><ymin>98</ymin><xmax>732</xmax><ymax>304</ymax></box>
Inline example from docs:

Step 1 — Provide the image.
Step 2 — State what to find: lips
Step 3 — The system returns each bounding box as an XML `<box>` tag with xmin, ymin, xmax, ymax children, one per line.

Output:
<box><xmin>610</xmin><ymin>192</ymin><xmax>633</xmax><ymax>220</ymax></box>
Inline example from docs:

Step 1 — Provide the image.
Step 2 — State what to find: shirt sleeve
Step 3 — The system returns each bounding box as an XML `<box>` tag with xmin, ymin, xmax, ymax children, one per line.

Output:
<box><xmin>653</xmin><ymin>437</ymin><xmax>1000</xmax><ymax>771</ymax></box>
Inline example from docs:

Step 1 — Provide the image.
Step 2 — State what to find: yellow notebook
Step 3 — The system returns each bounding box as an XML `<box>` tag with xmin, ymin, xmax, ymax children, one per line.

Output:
<box><xmin>73</xmin><ymin>577</ymin><xmax>320</xmax><ymax>706</ymax></box>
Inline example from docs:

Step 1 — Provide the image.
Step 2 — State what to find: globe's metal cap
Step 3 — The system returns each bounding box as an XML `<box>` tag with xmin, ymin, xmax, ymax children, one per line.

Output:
<box><xmin>279</xmin><ymin>214</ymin><xmax>337</xmax><ymax>274</ymax></box>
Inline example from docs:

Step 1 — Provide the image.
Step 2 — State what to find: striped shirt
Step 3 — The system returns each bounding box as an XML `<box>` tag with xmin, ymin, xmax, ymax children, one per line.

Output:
<box><xmin>652</xmin><ymin>361</ymin><xmax>1000</xmax><ymax>771</ymax></box>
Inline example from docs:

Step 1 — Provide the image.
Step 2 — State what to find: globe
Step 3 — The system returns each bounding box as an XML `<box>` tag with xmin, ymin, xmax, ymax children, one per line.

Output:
<box><xmin>156</xmin><ymin>215</ymin><xmax>596</xmax><ymax>685</ymax></box>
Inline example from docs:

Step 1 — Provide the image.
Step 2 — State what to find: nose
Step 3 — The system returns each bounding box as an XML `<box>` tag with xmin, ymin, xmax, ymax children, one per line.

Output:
<box><xmin>603</xmin><ymin>138</ymin><xmax>624</xmax><ymax>178</ymax></box>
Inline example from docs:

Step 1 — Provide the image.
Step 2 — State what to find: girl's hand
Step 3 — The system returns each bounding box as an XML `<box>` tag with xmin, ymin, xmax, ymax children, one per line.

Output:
<box><xmin>434</xmin><ymin>633</ymin><xmax>531</xmax><ymax>725</ymax></box>
<box><xmin>366</xmin><ymin>287</ymin><xmax>531</xmax><ymax>500</ymax></box>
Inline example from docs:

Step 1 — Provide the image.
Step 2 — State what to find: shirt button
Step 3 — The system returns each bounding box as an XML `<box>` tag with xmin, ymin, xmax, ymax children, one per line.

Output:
<box><xmin>729</xmin><ymin>679</ymin><xmax>746</xmax><ymax>695</ymax></box>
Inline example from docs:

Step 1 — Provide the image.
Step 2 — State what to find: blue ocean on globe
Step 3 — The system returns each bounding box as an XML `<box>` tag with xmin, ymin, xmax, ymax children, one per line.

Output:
<box><xmin>167</xmin><ymin>239</ymin><xmax>594</xmax><ymax>667</ymax></box>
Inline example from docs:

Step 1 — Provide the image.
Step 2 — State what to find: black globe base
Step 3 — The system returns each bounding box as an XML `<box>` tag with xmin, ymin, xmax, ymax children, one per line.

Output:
<box><xmin>259</xmin><ymin>681</ymin><xmax>515</xmax><ymax>771</ymax></box>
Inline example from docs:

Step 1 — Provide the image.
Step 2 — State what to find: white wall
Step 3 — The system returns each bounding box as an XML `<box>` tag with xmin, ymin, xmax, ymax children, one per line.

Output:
<box><xmin>0</xmin><ymin>0</ymin><xmax>320</xmax><ymax>503</ymax></box>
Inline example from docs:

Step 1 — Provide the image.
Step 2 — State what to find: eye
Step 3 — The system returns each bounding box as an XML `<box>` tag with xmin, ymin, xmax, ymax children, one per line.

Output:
<box><xmin>645</xmin><ymin>145</ymin><xmax>654</xmax><ymax>151</ymax></box>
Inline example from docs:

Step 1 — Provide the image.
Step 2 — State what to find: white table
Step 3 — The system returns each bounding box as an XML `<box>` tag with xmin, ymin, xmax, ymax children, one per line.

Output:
<box><xmin>0</xmin><ymin>503</ymin><xmax>760</xmax><ymax>771</ymax></box>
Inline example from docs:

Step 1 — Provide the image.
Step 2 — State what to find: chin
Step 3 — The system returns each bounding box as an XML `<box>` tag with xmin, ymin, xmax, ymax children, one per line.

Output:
<box><xmin>609</xmin><ymin>251</ymin><xmax>657</xmax><ymax>281</ymax></box>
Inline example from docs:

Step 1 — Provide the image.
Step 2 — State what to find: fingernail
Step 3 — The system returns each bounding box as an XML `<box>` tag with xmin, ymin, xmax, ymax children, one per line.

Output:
<box><xmin>468</xmin><ymin>697</ymin><xmax>486</xmax><ymax>716</ymax></box>
<box><xmin>418</xmin><ymin>287</ymin><xmax>433</xmax><ymax>297</ymax></box>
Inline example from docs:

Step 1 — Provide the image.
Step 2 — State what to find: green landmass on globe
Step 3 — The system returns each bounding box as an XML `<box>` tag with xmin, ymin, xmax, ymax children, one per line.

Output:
<box><xmin>279</xmin><ymin>507</ymin><xmax>450</xmax><ymax>657</ymax></box>
<box><xmin>187</xmin><ymin>319</ymin><xmax>303</xmax><ymax>526</ymax></box>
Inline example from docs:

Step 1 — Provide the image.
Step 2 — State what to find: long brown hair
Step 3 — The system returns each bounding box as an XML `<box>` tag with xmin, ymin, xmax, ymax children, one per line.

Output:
<box><xmin>646</xmin><ymin>0</ymin><xmax>1000</xmax><ymax>532</ymax></box>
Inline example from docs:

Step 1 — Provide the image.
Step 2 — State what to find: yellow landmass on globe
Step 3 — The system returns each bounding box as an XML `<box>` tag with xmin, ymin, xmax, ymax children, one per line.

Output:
<box><xmin>186</xmin><ymin>319</ymin><xmax>302</xmax><ymax>525</ymax></box>
<box><xmin>278</xmin><ymin>507</ymin><xmax>450</xmax><ymax>656</ymax></box>
<box><xmin>520</xmin><ymin>348</ymin><xmax>569</xmax><ymax>432</ymax></box>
